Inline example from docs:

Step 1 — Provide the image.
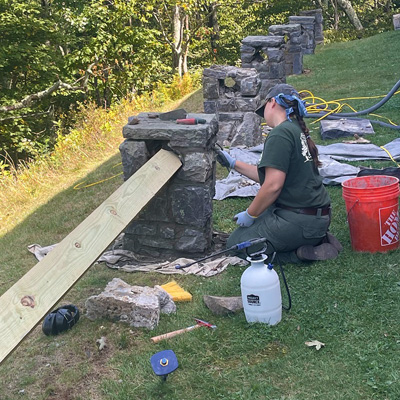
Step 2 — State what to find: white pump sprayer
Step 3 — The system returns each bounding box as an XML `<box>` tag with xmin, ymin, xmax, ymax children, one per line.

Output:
<box><xmin>240</xmin><ymin>254</ymin><xmax>282</xmax><ymax>325</ymax></box>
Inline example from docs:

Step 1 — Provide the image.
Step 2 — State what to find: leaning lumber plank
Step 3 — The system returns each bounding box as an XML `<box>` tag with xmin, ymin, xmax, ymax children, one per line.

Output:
<box><xmin>0</xmin><ymin>149</ymin><xmax>181</xmax><ymax>364</ymax></box>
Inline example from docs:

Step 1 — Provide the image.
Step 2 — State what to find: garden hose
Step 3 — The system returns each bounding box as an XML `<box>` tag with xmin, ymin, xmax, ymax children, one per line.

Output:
<box><xmin>302</xmin><ymin>78</ymin><xmax>400</xmax><ymax>130</ymax></box>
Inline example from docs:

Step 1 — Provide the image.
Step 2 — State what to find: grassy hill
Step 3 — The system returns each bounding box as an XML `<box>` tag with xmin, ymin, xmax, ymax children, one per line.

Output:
<box><xmin>0</xmin><ymin>30</ymin><xmax>400</xmax><ymax>400</ymax></box>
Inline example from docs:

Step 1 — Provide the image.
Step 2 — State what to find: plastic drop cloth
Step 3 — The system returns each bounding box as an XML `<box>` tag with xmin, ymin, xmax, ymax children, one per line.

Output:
<box><xmin>214</xmin><ymin>139</ymin><xmax>400</xmax><ymax>199</ymax></box>
<box><xmin>28</xmin><ymin>244</ymin><xmax>247</xmax><ymax>277</ymax></box>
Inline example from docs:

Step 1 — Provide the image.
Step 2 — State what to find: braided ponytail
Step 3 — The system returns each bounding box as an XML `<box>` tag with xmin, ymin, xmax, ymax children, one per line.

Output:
<box><xmin>296</xmin><ymin>116</ymin><xmax>321</xmax><ymax>168</ymax></box>
<box><xmin>285</xmin><ymin>99</ymin><xmax>321</xmax><ymax>169</ymax></box>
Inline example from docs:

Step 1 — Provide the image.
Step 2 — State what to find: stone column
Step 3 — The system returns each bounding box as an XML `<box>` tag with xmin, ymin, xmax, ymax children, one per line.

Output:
<box><xmin>241</xmin><ymin>35</ymin><xmax>286</xmax><ymax>99</ymax></box>
<box><xmin>300</xmin><ymin>9</ymin><xmax>324</xmax><ymax>44</ymax></box>
<box><xmin>288</xmin><ymin>16</ymin><xmax>316</xmax><ymax>55</ymax></box>
<box><xmin>120</xmin><ymin>112</ymin><xmax>218</xmax><ymax>259</ymax></box>
<box><xmin>203</xmin><ymin>65</ymin><xmax>262</xmax><ymax>147</ymax></box>
<box><xmin>394</xmin><ymin>14</ymin><xmax>400</xmax><ymax>30</ymax></box>
<box><xmin>268</xmin><ymin>24</ymin><xmax>303</xmax><ymax>75</ymax></box>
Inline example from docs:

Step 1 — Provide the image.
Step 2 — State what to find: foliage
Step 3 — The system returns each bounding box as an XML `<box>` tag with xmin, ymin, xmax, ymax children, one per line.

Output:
<box><xmin>0</xmin><ymin>70</ymin><xmax>200</xmax><ymax>233</ymax></box>
<box><xmin>1</xmin><ymin>0</ymin><xmax>400</xmax><ymax>165</ymax></box>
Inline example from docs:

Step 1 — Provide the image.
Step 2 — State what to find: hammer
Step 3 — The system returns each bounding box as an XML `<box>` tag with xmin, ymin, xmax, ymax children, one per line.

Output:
<box><xmin>150</xmin><ymin>318</ymin><xmax>216</xmax><ymax>343</ymax></box>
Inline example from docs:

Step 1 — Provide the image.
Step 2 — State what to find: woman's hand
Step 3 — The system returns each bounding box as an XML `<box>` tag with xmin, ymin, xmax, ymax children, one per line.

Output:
<box><xmin>216</xmin><ymin>150</ymin><xmax>236</xmax><ymax>170</ymax></box>
<box><xmin>234</xmin><ymin>209</ymin><xmax>258</xmax><ymax>227</ymax></box>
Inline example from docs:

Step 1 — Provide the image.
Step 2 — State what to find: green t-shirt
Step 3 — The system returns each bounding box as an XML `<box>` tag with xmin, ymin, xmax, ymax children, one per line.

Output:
<box><xmin>257</xmin><ymin>120</ymin><xmax>330</xmax><ymax>209</ymax></box>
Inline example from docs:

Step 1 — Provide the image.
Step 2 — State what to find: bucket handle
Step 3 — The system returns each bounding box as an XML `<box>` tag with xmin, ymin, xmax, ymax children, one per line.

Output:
<box><xmin>346</xmin><ymin>199</ymin><xmax>359</xmax><ymax>222</ymax></box>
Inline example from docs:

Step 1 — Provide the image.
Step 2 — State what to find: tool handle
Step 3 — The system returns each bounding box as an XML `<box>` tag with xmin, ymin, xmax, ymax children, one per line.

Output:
<box><xmin>150</xmin><ymin>324</ymin><xmax>200</xmax><ymax>343</ymax></box>
<box><xmin>235</xmin><ymin>237</ymin><xmax>267</xmax><ymax>250</ymax></box>
<box><xmin>176</xmin><ymin>118</ymin><xmax>196</xmax><ymax>125</ymax></box>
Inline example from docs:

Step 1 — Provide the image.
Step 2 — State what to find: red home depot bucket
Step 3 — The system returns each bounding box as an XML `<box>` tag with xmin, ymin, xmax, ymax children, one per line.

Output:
<box><xmin>342</xmin><ymin>175</ymin><xmax>400</xmax><ymax>252</ymax></box>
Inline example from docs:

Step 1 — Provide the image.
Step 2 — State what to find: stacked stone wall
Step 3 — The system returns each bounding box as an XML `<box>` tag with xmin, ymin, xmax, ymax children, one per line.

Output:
<box><xmin>288</xmin><ymin>15</ymin><xmax>316</xmax><ymax>55</ymax></box>
<box><xmin>240</xmin><ymin>35</ymin><xmax>286</xmax><ymax>99</ymax></box>
<box><xmin>203</xmin><ymin>65</ymin><xmax>263</xmax><ymax>147</ymax></box>
<box><xmin>394</xmin><ymin>14</ymin><xmax>400</xmax><ymax>30</ymax></box>
<box><xmin>119</xmin><ymin>112</ymin><xmax>218</xmax><ymax>259</ymax></box>
<box><xmin>300</xmin><ymin>9</ymin><xmax>324</xmax><ymax>44</ymax></box>
<box><xmin>268</xmin><ymin>24</ymin><xmax>303</xmax><ymax>75</ymax></box>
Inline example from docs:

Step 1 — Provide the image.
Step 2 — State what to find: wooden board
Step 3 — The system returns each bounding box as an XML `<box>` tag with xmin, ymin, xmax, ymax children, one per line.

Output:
<box><xmin>0</xmin><ymin>149</ymin><xmax>181</xmax><ymax>364</ymax></box>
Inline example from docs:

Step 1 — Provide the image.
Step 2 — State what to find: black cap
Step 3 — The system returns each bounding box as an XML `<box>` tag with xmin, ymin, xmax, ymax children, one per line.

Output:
<box><xmin>255</xmin><ymin>83</ymin><xmax>300</xmax><ymax>118</ymax></box>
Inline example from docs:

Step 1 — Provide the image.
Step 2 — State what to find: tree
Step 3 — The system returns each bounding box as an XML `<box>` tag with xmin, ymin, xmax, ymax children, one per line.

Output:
<box><xmin>336</xmin><ymin>0</ymin><xmax>364</xmax><ymax>30</ymax></box>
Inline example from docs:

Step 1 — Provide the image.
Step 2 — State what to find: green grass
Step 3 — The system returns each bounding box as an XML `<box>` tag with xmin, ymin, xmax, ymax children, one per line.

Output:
<box><xmin>1</xmin><ymin>31</ymin><xmax>400</xmax><ymax>399</ymax></box>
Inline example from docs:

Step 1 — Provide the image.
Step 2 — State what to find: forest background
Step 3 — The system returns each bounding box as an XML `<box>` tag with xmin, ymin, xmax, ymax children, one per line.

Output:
<box><xmin>1</xmin><ymin>0</ymin><xmax>400</xmax><ymax>168</ymax></box>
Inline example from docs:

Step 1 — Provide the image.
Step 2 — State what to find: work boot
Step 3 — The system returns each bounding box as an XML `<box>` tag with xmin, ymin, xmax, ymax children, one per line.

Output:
<box><xmin>322</xmin><ymin>232</ymin><xmax>343</xmax><ymax>252</ymax></box>
<box><xmin>296</xmin><ymin>243</ymin><xmax>338</xmax><ymax>261</ymax></box>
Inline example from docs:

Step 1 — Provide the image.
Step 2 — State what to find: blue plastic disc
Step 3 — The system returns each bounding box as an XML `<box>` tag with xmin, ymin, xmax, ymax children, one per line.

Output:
<box><xmin>150</xmin><ymin>350</ymin><xmax>178</xmax><ymax>377</ymax></box>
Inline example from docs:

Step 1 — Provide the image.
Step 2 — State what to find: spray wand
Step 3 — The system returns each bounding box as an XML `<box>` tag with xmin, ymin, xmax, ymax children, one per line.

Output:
<box><xmin>175</xmin><ymin>237</ymin><xmax>267</xmax><ymax>269</ymax></box>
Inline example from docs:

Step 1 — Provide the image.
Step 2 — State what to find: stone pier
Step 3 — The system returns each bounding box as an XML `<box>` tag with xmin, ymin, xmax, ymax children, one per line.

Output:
<box><xmin>268</xmin><ymin>24</ymin><xmax>303</xmax><ymax>75</ymax></box>
<box><xmin>300</xmin><ymin>9</ymin><xmax>324</xmax><ymax>44</ymax></box>
<box><xmin>203</xmin><ymin>65</ymin><xmax>263</xmax><ymax>147</ymax></box>
<box><xmin>240</xmin><ymin>35</ymin><xmax>286</xmax><ymax>99</ymax></box>
<box><xmin>119</xmin><ymin>112</ymin><xmax>218</xmax><ymax>259</ymax></box>
<box><xmin>288</xmin><ymin>15</ymin><xmax>316</xmax><ymax>55</ymax></box>
<box><xmin>394</xmin><ymin>14</ymin><xmax>400</xmax><ymax>30</ymax></box>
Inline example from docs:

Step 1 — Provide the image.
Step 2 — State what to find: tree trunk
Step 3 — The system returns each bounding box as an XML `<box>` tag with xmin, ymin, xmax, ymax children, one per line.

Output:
<box><xmin>172</xmin><ymin>5</ymin><xmax>188</xmax><ymax>77</ymax></box>
<box><xmin>317</xmin><ymin>0</ymin><xmax>329</xmax><ymax>8</ymax></box>
<box><xmin>330</xmin><ymin>0</ymin><xmax>340</xmax><ymax>30</ymax></box>
<box><xmin>172</xmin><ymin>5</ymin><xmax>182</xmax><ymax>76</ymax></box>
<box><xmin>336</xmin><ymin>0</ymin><xmax>364</xmax><ymax>30</ymax></box>
<box><xmin>208</xmin><ymin>2</ymin><xmax>220</xmax><ymax>57</ymax></box>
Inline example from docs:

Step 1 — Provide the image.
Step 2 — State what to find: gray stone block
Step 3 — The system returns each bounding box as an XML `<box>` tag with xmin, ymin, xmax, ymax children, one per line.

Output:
<box><xmin>269</xmin><ymin>23</ymin><xmax>301</xmax><ymax>35</ymax></box>
<box><xmin>85</xmin><ymin>278</ymin><xmax>176</xmax><ymax>330</ymax></box>
<box><xmin>269</xmin><ymin>62</ymin><xmax>286</xmax><ymax>79</ymax></box>
<box><xmin>292</xmin><ymin>53</ymin><xmax>303</xmax><ymax>75</ymax></box>
<box><xmin>240</xmin><ymin>44</ymin><xmax>257</xmax><ymax>54</ymax></box>
<box><xmin>394</xmin><ymin>14</ymin><xmax>400</xmax><ymax>30</ymax></box>
<box><xmin>264</xmin><ymin>48</ymin><xmax>284</xmax><ymax>63</ymax></box>
<box><xmin>159</xmin><ymin>226</ymin><xmax>175</xmax><ymax>239</ymax></box>
<box><xmin>218</xmin><ymin>112</ymin><xmax>244</xmax><ymax>122</ymax></box>
<box><xmin>289</xmin><ymin>16</ymin><xmax>315</xmax><ymax>24</ymax></box>
<box><xmin>123</xmin><ymin>115</ymin><xmax>216</xmax><ymax>149</ymax></box>
<box><xmin>136</xmin><ymin>236</ymin><xmax>174</xmax><ymax>250</ymax></box>
<box><xmin>234</xmin><ymin>97</ymin><xmax>260</xmax><ymax>112</ymax></box>
<box><xmin>171</xmin><ymin>186</ymin><xmax>213</xmax><ymax>226</ymax></box>
<box><xmin>241</xmin><ymin>53</ymin><xmax>255</xmax><ymax>63</ymax></box>
<box><xmin>138</xmin><ymin>194</ymin><xmax>170</xmax><ymax>222</ymax></box>
<box><xmin>251</xmin><ymin>60</ymin><xmax>269</xmax><ymax>72</ymax></box>
<box><xmin>217</xmin><ymin>121</ymin><xmax>237</xmax><ymax>145</ymax></box>
<box><xmin>175</xmin><ymin>228</ymin><xmax>209</xmax><ymax>252</ymax></box>
<box><xmin>242</xmin><ymin>35</ymin><xmax>285</xmax><ymax>48</ymax></box>
<box><xmin>125</xmin><ymin>222</ymin><xmax>157</xmax><ymax>236</ymax></box>
<box><xmin>231</xmin><ymin>112</ymin><xmax>262</xmax><ymax>147</ymax></box>
<box><xmin>288</xmin><ymin>45</ymin><xmax>302</xmax><ymax>53</ymax></box>
<box><xmin>203</xmin><ymin>66</ymin><xmax>227</xmax><ymax>79</ymax></box>
<box><xmin>119</xmin><ymin>140</ymin><xmax>149</xmax><ymax>180</ymax></box>
<box><xmin>240</xmin><ymin>76</ymin><xmax>260</xmax><ymax>96</ymax></box>
<box><xmin>218</xmin><ymin>99</ymin><xmax>238</xmax><ymax>112</ymax></box>
<box><xmin>202</xmin><ymin>76</ymin><xmax>219</xmax><ymax>99</ymax></box>
<box><xmin>204</xmin><ymin>100</ymin><xmax>217</xmax><ymax>113</ymax></box>
<box><xmin>177</xmin><ymin>152</ymin><xmax>214</xmax><ymax>182</ymax></box>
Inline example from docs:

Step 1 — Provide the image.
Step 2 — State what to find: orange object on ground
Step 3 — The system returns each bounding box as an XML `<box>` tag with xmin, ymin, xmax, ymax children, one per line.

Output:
<box><xmin>342</xmin><ymin>175</ymin><xmax>399</xmax><ymax>252</ymax></box>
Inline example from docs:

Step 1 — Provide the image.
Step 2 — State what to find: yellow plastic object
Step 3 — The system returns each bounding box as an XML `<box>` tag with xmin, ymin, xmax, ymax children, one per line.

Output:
<box><xmin>160</xmin><ymin>281</ymin><xmax>192</xmax><ymax>302</ymax></box>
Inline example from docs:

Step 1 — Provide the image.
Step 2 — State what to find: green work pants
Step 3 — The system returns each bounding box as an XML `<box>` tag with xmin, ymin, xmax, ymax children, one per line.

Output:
<box><xmin>226</xmin><ymin>206</ymin><xmax>331</xmax><ymax>264</ymax></box>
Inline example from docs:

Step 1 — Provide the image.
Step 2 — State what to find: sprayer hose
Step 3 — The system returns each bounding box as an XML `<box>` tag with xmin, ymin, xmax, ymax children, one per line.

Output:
<box><xmin>305</xmin><ymin>79</ymin><xmax>400</xmax><ymax>130</ymax></box>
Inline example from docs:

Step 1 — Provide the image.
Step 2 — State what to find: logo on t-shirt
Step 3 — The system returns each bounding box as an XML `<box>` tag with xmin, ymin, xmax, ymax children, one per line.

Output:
<box><xmin>300</xmin><ymin>133</ymin><xmax>312</xmax><ymax>162</ymax></box>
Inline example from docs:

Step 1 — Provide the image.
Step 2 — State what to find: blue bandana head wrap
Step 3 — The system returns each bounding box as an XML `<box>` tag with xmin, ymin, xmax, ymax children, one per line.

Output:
<box><xmin>273</xmin><ymin>93</ymin><xmax>307</xmax><ymax>121</ymax></box>
<box><xmin>255</xmin><ymin>83</ymin><xmax>307</xmax><ymax>120</ymax></box>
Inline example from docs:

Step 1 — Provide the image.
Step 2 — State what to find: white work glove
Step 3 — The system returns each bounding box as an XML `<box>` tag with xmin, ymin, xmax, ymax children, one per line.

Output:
<box><xmin>234</xmin><ymin>209</ymin><xmax>257</xmax><ymax>227</ymax></box>
<box><xmin>216</xmin><ymin>150</ymin><xmax>236</xmax><ymax>170</ymax></box>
